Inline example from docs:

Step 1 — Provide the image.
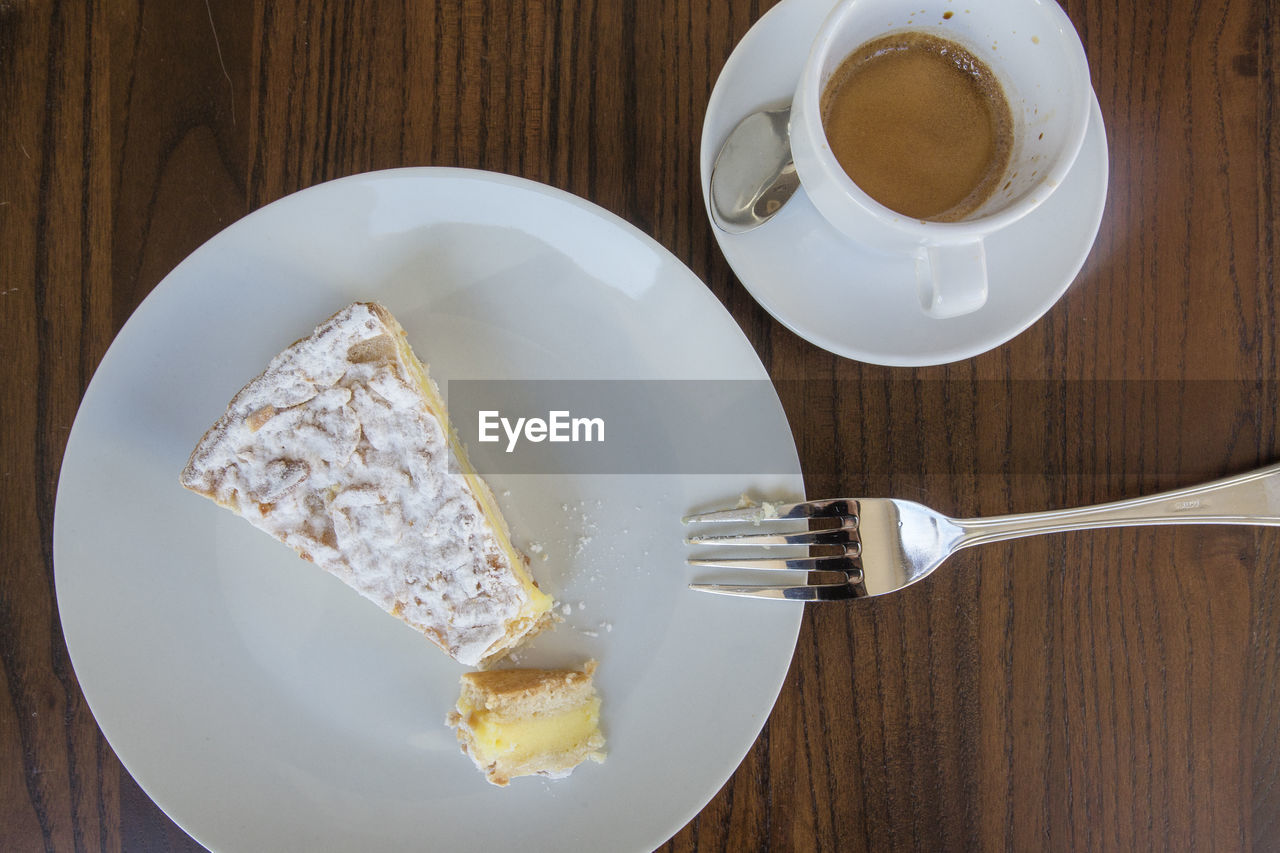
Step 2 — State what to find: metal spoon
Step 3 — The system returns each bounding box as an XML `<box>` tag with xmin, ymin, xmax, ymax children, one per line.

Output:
<box><xmin>709</xmin><ymin>105</ymin><xmax>799</xmax><ymax>234</ymax></box>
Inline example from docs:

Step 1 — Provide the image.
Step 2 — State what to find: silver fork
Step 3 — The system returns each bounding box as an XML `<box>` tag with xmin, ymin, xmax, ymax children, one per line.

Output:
<box><xmin>684</xmin><ymin>463</ymin><xmax>1280</xmax><ymax>600</ymax></box>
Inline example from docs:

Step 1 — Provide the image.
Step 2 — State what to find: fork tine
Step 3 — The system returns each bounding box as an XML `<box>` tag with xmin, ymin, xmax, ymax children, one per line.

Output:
<box><xmin>687</xmin><ymin>554</ymin><xmax>860</xmax><ymax>573</ymax></box>
<box><xmin>688</xmin><ymin>582</ymin><xmax>861</xmax><ymax>601</ymax></box>
<box><xmin>682</xmin><ymin>499</ymin><xmax>854</xmax><ymax>524</ymax></box>
<box><xmin>681</xmin><ymin>503</ymin><xmax>803</xmax><ymax>524</ymax></box>
<box><xmin>685</xmin><ymin>523</ymin><xmax>860</xmax><ymax>548</ymax></box>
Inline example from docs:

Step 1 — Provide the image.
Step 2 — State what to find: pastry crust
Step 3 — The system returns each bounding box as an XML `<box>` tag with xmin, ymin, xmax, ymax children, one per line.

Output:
<box><xmin>180</xmin><ymin>302</ymin><xmax>553</xmax><ymax>666</ymax></box>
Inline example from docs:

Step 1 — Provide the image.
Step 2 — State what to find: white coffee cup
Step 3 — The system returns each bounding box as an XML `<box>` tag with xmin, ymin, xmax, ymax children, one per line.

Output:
<box><xmin>789</xmin><ymin>0</ymin><xmax>1094</xmax><ymax>319</ymax></box>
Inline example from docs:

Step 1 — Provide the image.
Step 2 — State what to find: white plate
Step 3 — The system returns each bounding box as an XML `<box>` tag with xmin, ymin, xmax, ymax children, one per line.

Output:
<box><xmin>701</xmin><ymin>0</ymin><xmax>1110</xmax><ymax>366</ymax></box>
<box><xmin>54</xmin><ymin>168</ymin><xmax>804</xmax><ymax>852</ymax></box>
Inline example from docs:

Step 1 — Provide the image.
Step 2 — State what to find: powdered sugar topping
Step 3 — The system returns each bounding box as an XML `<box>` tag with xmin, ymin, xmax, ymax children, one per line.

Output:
<box><xmin>181</xmin><ymin>303</ymin><xmax>533</xmax><ymax>666</ymax></box>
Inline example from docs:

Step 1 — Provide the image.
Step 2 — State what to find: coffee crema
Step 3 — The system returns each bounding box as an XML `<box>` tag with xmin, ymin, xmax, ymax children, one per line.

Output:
<box><xmin>820</xmin><ymin>32</ymin><xmax>1013</xmax><ymax>222</ymax></box>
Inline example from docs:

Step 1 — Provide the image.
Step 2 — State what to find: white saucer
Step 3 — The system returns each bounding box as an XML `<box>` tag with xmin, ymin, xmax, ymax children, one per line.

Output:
<box><xmin>700</xmin><ymin>0</ymin><xmax>1109</xmax><ymax>367</ymax></box>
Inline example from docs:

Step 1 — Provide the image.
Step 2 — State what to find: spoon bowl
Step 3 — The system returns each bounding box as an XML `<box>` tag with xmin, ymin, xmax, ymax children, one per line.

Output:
<box><xmin>709</xmin><ymin>105</ymin><xmax>799</xmax><ymax>234</ymax></box>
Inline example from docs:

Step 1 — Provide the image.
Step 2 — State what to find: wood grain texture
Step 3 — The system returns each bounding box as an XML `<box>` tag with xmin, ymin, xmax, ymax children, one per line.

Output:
<box><xmin>2</xmin><ymin>0</ymin><xmax>1277</xmax><ymax>850</ymax></box>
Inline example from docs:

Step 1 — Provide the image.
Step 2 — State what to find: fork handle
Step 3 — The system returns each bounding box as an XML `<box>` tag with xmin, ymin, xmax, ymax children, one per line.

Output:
<box><xmin>953</xmin><ymin>463</ymin><xmax>1280</xmax><ymax>549</ymax></box>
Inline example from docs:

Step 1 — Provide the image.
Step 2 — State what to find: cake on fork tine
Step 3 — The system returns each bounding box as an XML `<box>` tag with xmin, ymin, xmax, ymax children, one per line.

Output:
<box><xmin>180</xmin><ymin>302</ymin><xmax>554</xmax><ymax>667</ymax></box>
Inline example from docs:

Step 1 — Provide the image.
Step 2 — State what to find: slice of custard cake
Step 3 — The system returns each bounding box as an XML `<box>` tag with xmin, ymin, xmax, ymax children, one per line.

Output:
<box><xmin>447</xmin><ymin>661</ymin><xmax>606</xmax><ymax>786</ymax></box>
<box><xmin>180</xmin><ymin>302</ymin><xmax>553</xmax><ymax>667</ymax></box>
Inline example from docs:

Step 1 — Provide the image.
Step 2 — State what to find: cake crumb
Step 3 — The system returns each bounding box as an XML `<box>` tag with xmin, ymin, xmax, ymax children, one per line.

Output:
<box><xmin>732</xmin><ymin>493</ymin><xmax>785</xmax><ymax>525</ymax></box>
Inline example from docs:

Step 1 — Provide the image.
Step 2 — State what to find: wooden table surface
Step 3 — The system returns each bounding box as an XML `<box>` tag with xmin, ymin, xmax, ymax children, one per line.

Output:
<box><xmin>4</xmin><ymin>0</ymin><xmax>1278</xmax><ymax>850</ymax></box>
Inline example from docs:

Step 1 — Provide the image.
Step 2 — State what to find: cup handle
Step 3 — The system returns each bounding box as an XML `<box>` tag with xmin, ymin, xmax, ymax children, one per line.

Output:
<box><xmin>915</xmin><ymin>241</ymin><xmax>989</xmax><ymax>319</ymax></box>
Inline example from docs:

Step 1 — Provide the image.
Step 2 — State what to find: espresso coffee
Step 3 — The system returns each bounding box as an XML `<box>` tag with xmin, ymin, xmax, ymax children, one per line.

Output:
<box><xmin>820</xmin><ymin>32</ymin><xmax>1013</xmax><ymax>222</ymax></box>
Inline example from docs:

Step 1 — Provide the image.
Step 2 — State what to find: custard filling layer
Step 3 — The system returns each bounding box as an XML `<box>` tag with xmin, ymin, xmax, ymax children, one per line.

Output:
<box><xmin>460</xmin><ymin>697</ymin><xmax>602</xmax><ymax>763</ymax></box>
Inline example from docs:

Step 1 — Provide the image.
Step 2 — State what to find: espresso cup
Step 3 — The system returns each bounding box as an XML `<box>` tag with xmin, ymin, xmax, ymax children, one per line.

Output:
<box><xmin>790</xmin><ymin>0</ymin><xmax>1094</xmax><ymax>319</ymax></box>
